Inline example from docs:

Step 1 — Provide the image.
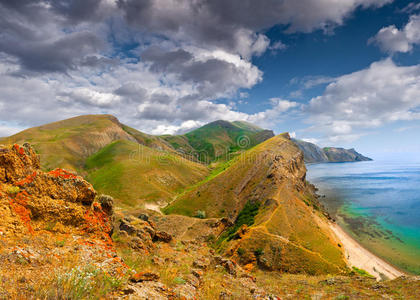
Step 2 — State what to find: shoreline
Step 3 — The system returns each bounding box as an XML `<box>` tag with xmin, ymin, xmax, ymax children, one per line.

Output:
<box><xmin>329</xmin><ymin>222</ymin><xmax>405</xmax><ymax>280</ymax></box>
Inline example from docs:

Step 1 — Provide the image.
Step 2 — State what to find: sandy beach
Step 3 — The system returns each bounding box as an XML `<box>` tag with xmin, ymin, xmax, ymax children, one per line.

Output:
<box><xmin>329</xmin><ymin>223</ymin><xmax>405</xmax><ymax>280</ymax></box>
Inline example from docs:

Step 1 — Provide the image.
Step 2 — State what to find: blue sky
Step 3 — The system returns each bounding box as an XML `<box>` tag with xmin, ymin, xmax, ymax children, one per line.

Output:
<box><xmin>0</xmin><ymin>0</ymin><xmax>419</xmax><ymax>159</ymax></box>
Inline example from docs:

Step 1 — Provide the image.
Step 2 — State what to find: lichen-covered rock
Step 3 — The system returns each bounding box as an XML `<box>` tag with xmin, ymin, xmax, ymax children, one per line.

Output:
<box><xmin>0</xmin><ymin>144</ymin><xmax>129</xmax><ymax>298</ymax></box>
<box><xmin>0</xmin><ymin>144</ymin><xmax>40</xmax><ymax>184</ymax></box>
<box><xmin>130</xmin><ymin>271</ymin><xmax>160</xmax><ymax>282</ymax></box>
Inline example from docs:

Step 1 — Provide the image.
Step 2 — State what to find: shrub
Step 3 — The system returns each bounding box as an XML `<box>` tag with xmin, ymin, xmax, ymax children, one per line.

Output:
<box><xmin>237</xmin><ymin>248</ymin><xmax>245</xmax><ymax>256</ymax></box>
<box><xmin>194</xmin><ymin>210</ymin><xmax>206</xmax><ymax>219</ymax></box>
<box><xmin>173</xmin><ymin>277</ymin><xmax>186</xmax><ymax>285</ymax></box>
<box><xmin>6</xmin><ymin>186</ymin><xmax>20</xmax><ymax>195</ymax></box>
<box><xmin>55</xmin><ymin>240</ymin><xmax>65</xmax><ymax>247</ymax></box>
<box><xmin>254</xmin><ymin>248</ymin><xmax>264</xmax><ymax>257</ymax></box>
<box><xmin>351</xmin><ymin>266</ymin><xmax>374</xmax><ymax>278</ymax></box>
<box><xmin>44</xmin><ymin>221</ymin><xmax>57</xmax><ymax>232</ymax></box>
<box><xmin>217</xmin><ymin>201</ymin><xmax>261</xmax><ymax>246</ymax></box>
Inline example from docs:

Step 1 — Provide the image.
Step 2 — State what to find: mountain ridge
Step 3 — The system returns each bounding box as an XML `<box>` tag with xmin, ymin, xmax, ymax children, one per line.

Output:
<box><xmin>292</xmin><ymin>138</ymin><xmax>372</xmax><ymax>163</ymax></box>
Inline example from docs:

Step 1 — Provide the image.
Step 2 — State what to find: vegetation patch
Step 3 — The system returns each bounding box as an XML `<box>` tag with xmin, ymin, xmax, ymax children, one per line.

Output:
<box><xmin>216</xmin><ymin>201</ymin><xmax>260</xmax><ymax>247</ymax></box>
<box><xmin>35</xmin><ymin>265</ymin><xmax>126</xmax><ymax>300</ymax></box>
<box><xmin>351</xmin><ymin>266</ymin><xmax>375</xmax><ymax>278</ymax></box>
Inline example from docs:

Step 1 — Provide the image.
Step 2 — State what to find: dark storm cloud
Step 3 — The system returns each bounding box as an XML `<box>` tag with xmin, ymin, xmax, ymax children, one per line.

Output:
<box><xmin>141</xmin><ymin>47</ymin><xmax>193</xmax><ymax>73</ymax></box>
<box><xmin>117</xmin><ymin>0</ymin><xmax>392</xmax><ymax>56</ymax></box>
<box><xmin>0</xmin><ymin>31</ymin><xmax>104</xmax><ymax>73</ymax></box>
<box><xmin>48</xmin><ymin>0</ymin><xmax>105</xmax><ymax>22</ymax></box>
<box><xmin>0</xmin><ymin>0</ymin><xmax>109</xmax><ymax>23</ymax></box>
<box><xmin>0</xmin><ymin>0</ymin><xmax>111</xmax><ymax>74</ymax></box>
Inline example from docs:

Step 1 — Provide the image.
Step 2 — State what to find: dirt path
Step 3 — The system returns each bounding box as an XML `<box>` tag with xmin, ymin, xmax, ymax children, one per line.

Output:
<box><xmin>144</xmin><ymin>203</ymin><xmax>163</xmax><ymax>214</ymax></box>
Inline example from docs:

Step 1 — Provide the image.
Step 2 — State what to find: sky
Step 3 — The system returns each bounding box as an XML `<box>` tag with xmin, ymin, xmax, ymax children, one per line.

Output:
<box><xmin>0</xmin><ymin>0</ymin><xmax>420</xmax><ymax>159</ymax></box>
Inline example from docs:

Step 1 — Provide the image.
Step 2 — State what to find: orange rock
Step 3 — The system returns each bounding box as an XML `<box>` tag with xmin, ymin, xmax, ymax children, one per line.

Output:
<box><xmin>130</xmin><ymin>271</ymin><xmax>160</xmax><ymax>282</ymax></box>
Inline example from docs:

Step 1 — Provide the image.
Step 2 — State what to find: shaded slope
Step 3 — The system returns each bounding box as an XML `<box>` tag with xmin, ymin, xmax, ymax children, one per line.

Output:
<box><xmin>161</xmin><ymin>120</ymin><xmax>274</xmax><ymax>163</ymax></box>
<box><xmin>165</xmin><ymin>133</ymin><xmax>347</xmax><ymax>274</ymax></box>
<box><xmin>85</xmin><ymin>140</ymin><xmax>209</xmax><ymax>207</ymax></box>
<box><xmin>292</xmin><ymin>139</ymin><xmax>372</xmax><ymax>163</ymax></box>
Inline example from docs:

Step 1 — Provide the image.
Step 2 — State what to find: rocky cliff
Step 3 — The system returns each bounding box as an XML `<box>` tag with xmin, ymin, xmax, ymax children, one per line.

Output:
<box><xmin>292</xmin><ymin>139</ymin><xmax>372</xmax><ymax>163</ymax></box>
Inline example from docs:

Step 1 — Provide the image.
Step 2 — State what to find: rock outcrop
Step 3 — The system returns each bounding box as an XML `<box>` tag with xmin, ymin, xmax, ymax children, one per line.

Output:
<box><xmin>0</xmin><ymin>143</ymin><xmax>129</xmax><ymax>298</ymax></box>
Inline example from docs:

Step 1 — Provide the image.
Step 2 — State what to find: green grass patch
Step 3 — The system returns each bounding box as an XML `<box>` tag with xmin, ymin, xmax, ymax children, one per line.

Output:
<box><xmin>351</xmin><ymin>267</ymin><xmax>375</xmax><ymax>278</ymax></box>
<box><xmin>216</xmin><ymin>201</ymin><xmax>260</xmax><ymax>247</ymax></box>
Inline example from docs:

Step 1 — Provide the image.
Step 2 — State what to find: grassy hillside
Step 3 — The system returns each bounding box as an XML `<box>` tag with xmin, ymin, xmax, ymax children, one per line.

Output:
<box><xmin>85</xmin><ymin>140</ymin><xmax>208</xmax><ymax>207</ymax></box>
<box><xmin>0</xmin><ymin>116</ymin><xmax>278</xmax><ymax>208</ymax></box>
<box><xmin>0</xmin><ymin>115</ymin><xmax>137</xmax><ymax>172</ymax></box>
<box><xmin>161</xmin><ymin>120</ymin><xmax>274</xmax><ymax>163</ymax></box>
<box><xmin>0</xmin><ymin>114</ymin><xmax>210</xmax><ymax>207</ymax></box>
<box><xmin>164</xmin><ymin>133</ymin><xmax>347</xmax><ymax>275</ymax></box>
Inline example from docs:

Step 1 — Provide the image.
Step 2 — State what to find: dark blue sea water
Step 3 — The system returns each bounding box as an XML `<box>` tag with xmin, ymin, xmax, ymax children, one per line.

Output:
<box><xmin>306</xmin><ymin>160</ymin><xmax>420</xmax><ymax>274</ymax></box>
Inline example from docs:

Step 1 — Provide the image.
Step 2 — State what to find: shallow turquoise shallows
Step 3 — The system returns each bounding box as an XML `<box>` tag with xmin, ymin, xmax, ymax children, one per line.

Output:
<box><xmin>307</xmin><ymin>160</ymin><xmax>420</xmax><ymax>275</ymax></box>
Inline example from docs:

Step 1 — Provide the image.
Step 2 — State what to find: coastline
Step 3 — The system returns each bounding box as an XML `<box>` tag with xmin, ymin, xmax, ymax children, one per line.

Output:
<box><xmin>329</xmin><ymin>222</ymin><xmax>405</xmax><ymax>280</ymax></box>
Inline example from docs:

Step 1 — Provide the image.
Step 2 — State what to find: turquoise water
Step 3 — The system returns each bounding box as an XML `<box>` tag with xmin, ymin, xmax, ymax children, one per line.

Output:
<box><xmin>306</xmin><ymin>160</ymin><xmax>420</xmax><ymax>274</ymax></box>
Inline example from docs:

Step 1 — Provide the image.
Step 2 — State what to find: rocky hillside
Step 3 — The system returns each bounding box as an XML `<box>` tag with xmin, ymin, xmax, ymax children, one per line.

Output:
<box><xmin>165</xmin><ymin>133</ymin><xmax>347</xmax><ymax>275</ymax></box>
<box><xmin>1</xmin><ymin>144</ymin><xmax>419</xmax><ymax>299</ymax></box>
<box><xmin>292</xmin><ymin>139</ymin><xmax>372</xmax><ymax>163</ymax></box>
<box><xmin>0</xmin><ymin>143</ymin><xmax>128</xmax><ymax>298</ymax></box>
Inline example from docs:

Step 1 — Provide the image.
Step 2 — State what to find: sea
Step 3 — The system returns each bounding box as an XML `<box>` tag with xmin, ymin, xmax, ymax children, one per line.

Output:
<box><xmin>306</xmin><ymin>160</ymin><xmax>420</xmax><ymax>275</ymax></box>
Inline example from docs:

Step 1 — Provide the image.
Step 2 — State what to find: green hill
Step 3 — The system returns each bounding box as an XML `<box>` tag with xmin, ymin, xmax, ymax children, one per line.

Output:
<box><xmin>0</xmin><ymin>115</ymin><xmax>208</xmax><ymax>207</ymax></box>
<box><xmin>0</xmin><ymin>115</ymin><xmax>173</xmax><ymax>172</ymax></box>
<box><xmin>85</xmin><ymin>140</ymin><xmax>208</xmax><ymax>207</ymax></box>
<box><xmin>161</xmin><ymin>120</ymin><xmax>274</xmax><ymax>163</ymax></box>
<box><xmin>0</xmin><ymin>115</ymin><xmax>275</xmax><ymax>208</ymax></box>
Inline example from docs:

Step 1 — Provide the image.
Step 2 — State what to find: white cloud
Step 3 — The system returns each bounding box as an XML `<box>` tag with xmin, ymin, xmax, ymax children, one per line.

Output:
<box><xmin>301</xmin><ymin>137</ymin><xmax>319</xmax><ymax>144</ymax></box>
<box><xmin>0</xmin><ymin>125</ymin><xmax>24</xmax><ymax>137</ymax></box>
<box><xmin>247</xmin><ymin>98</ymin><xmax>300</xmax><ymax>127</ymax></box>
<box><xmin>308</xmin><ymin>59</ymin><xmax>420</xmax><ymax>143</ymax></box>
<box><xmin>0</xmin><ymin>0</ymin><xmax>395</xmax><ymax>136</ymax></box>
<box><xmin>369</xmin><ymin>14</ymin><xmax>420</xmax><ymax>53</ymax></box>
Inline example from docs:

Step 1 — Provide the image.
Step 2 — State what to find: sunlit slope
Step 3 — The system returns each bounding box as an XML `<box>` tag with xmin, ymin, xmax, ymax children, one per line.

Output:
<box><xmin>165</xmin><ymin>133</ymin><xmax>347</xmax><ymax>274</ymax></box>
<box><xmin>0</xmin><ymin>115</ymin><xmax>137</xmax><ymax>171</ymax></box>
<box><xmin>0</xmin><ymin>115</ymin><xmax>174</xmax><ymax>173</ymax></box>
<box><xmin>161</xmin><ymin>120</ymin><xmax>274</xmax><ymax>163</ymax></box>
<box><xmin>85</xmin><ymin>140</ymin><xmax>209</xmax><ymax>207</ymax></box>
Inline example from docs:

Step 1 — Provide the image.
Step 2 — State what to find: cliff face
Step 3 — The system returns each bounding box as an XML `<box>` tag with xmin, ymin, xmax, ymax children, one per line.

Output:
<box><xmin>292</xmin><ymin>139</ymin><xmax>372</xmax><ymax>163</ymax></box>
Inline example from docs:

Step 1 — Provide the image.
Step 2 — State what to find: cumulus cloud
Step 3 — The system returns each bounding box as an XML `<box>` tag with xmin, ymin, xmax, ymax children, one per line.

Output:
<box><xmin>369</xmin><ymin>14</ymin><xmax>420</xmax><ymax>53</ymax></box>
<box><xmin>0</xmin><ymin>0</ymin><xmax>394</xmax><ymax>134</ymax></box>
<box><xmin>308</xmin><ymin>59</ymin><xmax>420</xmax><ymax>142</ymax></box>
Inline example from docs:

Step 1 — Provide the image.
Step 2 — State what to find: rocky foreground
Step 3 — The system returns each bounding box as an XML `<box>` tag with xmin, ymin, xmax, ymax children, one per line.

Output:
<box><xmin>0</xmin><ymin>144</ymin><xmax>419</xmax><ymax>299</ymax></box>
